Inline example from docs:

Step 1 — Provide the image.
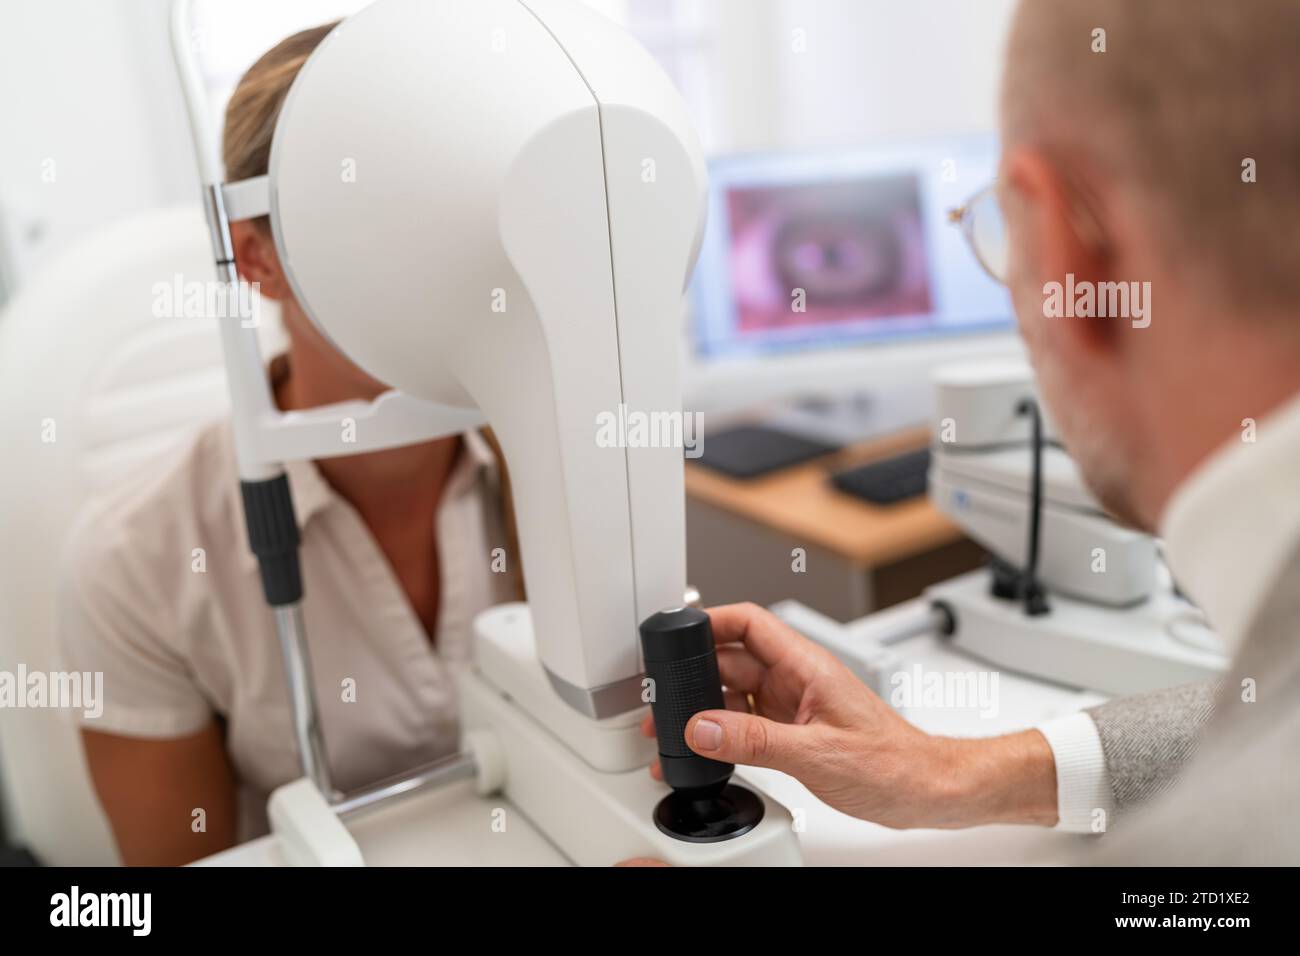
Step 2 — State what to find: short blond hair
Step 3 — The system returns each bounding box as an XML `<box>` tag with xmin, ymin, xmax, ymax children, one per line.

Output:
<box><xmin>221</xmin><ymin>22</ymin><xmax>339</xmax><ymax>222</ymax></box>
<box><xmin>1001</xmin><ymin>0</ymin><xmax>1300</xmax><ymax>309</ymax></box>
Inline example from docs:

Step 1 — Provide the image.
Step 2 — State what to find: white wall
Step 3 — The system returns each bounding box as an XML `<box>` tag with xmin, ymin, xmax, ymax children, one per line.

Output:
<box><xmin>0</xmin><ymin>1</ymin><xmax>393</xmax><ymax>301</ymax></box>
<box><xmin>0</xmin><ymin>0</ymin><xmax>197</xmax><ymax>295</ymax></box>
<box><xmin>613</xmin><ymin>0</ymin><xmax>1018</xmax><ymax>156</ymax></box>
<box><xmin>728</xmin><ymin>0</ymin><xmax>1018</xmax><ymax>151</ymax></box>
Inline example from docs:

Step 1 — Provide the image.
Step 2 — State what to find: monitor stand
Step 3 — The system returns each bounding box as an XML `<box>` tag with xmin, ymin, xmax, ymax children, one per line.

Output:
<box><xmin>763</xmin><ymin>378</ymin><xmax>933</xmax><ymax>447</ymax></box>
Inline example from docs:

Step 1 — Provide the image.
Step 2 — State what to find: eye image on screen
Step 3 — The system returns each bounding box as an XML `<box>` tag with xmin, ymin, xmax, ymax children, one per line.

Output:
<box><xmin>725</xmin><ymin>173</ymin><xmax>934</xmax><ymax>334</ymax></box>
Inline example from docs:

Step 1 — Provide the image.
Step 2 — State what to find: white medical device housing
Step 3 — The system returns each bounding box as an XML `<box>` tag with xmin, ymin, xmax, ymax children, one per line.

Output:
<box><xmin>929</xmin><ymin>360</ymin><xmax>1157</xmax><ymax>606</ymax></box>
<box><xmin>266</xmin><ymin>0</ymin><xmax>706</xmax><ymax>717</ymax></box>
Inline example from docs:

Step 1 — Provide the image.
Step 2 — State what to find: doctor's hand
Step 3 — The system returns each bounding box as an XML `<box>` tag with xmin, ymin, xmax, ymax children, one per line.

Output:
<box><xmin>640</xmin><ymin>603</ymin><xmax>1059</xmax><ymax>830</ymax></box>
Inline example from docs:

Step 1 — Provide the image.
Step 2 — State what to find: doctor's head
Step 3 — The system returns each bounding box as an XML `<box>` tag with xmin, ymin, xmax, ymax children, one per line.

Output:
<box><xmin>223</xmin><ymin>21</ymin><xmax>388</xmax><ymax>401</ymax></box>
<box><xmin>992</xmin><ymin>0</ymin><xmax>1300</xmax><ymax>531</ymax></box>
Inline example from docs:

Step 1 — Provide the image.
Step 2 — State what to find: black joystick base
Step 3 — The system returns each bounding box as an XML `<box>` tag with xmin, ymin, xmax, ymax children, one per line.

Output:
<box><xmin>653</xmin><ymin>784</ymin><xmax>765</xmax><ymax>843</ymax></box>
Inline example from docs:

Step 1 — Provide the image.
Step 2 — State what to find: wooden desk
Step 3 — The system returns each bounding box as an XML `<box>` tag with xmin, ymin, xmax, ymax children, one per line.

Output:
<box><xmin>685</xmin><ymin>426</ymin><xmax>985</xmax><ymax>621</ymax></box>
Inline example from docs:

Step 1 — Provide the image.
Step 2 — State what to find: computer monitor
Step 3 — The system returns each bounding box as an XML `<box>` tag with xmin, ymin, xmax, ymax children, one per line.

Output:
<box><xmin>684</xmin><ymin>133</ymin><xmax>1023</xmax><ymax>417</ymax></box>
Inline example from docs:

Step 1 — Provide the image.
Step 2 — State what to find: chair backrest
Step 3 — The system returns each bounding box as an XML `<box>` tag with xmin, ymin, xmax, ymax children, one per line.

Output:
<box><xmin>0</xmin><ymin>204</ymin><xmax>282</xmax><ymax>864</ymax></box>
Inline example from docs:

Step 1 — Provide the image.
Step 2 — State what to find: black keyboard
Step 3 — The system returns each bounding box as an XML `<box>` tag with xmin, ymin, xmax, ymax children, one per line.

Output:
<box><xmin>694</xmin><ymin>425</ymin><xmax>840</xmax><ymax>479</ymax></box>
<box><xmin>830</xmin><ymin>448</ymin><xmax>931</xmax><ymax>505</ymax></box>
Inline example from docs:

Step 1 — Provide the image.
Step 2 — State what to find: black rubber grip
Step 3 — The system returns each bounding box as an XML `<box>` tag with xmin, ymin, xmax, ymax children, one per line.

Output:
<box><xmin>239</xmin><ymin>475</ymin><xmax>303</xmax><ymax>607</ymax></box>
<box><xmin>640</xmin><ymin>606</ymin><xmax>733</xmax><ymax>795</ymax></box>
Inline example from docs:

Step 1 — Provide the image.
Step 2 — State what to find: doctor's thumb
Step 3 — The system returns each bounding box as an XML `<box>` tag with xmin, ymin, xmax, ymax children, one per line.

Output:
<box><xmin>685</xmin><ymin>710</ymin><xmax>806</xmax><ymax>773</ymax></box>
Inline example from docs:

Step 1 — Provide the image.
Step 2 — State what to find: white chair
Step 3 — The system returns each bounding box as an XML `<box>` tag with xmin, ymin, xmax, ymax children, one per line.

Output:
<box><xmin>0</xmin><ymin>204</ymin><xmax>281</xmax><ymax>864</ymax></box>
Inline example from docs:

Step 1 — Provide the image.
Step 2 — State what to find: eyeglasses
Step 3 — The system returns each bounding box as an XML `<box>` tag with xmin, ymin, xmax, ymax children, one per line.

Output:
<box><xmin>948</xmin><ymin>184</ymin><xmax>1008</xmax><ymax>284</ymax></box>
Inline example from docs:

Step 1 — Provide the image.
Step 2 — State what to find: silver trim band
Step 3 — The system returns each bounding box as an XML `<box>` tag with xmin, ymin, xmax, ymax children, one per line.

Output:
<box><xmin>333</xmin><ymin>752</ymin><xmax>477</xmax><ymax>818</ymax></box>
<box><xmin>544</xmin><ymin>666</ymin><xmax>647</xmax><ymax>720</ymax></box>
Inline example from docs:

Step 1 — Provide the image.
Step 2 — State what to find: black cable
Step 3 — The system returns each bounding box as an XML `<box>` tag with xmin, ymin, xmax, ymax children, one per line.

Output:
<box><xmin>1017</xmin><ymin>398</ymin><xmax>1051</xmax><ymax>616</ymax></box>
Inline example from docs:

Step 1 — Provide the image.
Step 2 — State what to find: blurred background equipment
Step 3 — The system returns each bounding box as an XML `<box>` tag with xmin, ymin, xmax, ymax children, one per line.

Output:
<box><xmin>687</xmin><ymin>133</ymin><xmax>1015</xmax><ymax>417</ymax></box>
<box><xmin>925</xmin><ymin>360</ymin><xmax>1227</xmax><ymax>694</ymax></box>
<box><xmin>688</xmin><ymin>131</ymin><xmax>1020</xmax><ymax>482</ymax></box>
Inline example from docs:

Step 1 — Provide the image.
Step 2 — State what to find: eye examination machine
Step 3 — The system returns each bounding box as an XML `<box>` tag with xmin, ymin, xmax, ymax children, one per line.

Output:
<box><xmin>166</xmin><ymin>0</ymin><xmax>1231</xmax><ymax>869</ymax></box>
<box><xmin>171</xmin><ymin>0</ymin><xmax>801</xmax><ymax>865</ymax></box>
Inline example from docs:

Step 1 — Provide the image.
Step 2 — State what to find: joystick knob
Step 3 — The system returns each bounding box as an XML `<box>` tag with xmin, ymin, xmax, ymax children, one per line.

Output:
<box><xmin>639</xmin><ymin>606</ymin><xmax>767</xmax><ymax>843</ymax></box>
<box><xmin>639</xmin><ymin>606</ymin><xmax>733</xmax><ymax>795</ymax></box>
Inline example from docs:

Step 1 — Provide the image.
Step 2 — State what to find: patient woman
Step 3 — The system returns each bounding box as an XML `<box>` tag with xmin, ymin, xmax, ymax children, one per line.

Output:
<box><xmin>58</xmin><ymin>23</ymin><xmax>520</xmax><ymax>865</ymax></box>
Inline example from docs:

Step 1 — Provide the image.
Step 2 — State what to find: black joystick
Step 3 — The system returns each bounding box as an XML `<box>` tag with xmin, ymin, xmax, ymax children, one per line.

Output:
<box><xmin>639</xmin><ymin>607</ymin><xmax>765</xmax><ymax>843</ymax></box>
<box><xmin>640</xmin><ymin>606</ymin><xmax>732</xmax><ymax>794</ymax></box>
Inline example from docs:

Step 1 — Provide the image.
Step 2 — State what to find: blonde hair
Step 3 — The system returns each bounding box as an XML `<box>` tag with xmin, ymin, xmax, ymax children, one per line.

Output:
<box><xmin>221</xmin><ymin>22</ymin><xmax>339</xmax><ymax>225</ymax></box>
<box><xmin>222</xmin><ymin>22</ymin><xmax>525</xmax><ymax>601</ymax></box>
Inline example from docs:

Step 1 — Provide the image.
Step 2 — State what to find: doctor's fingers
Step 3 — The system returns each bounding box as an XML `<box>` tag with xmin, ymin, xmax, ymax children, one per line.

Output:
<box><xmin>639</xmin><ymin>686</ymin><xmax>752</xmax><ymax>742</ymax></box>
<box><xmin>723</xmin><ymin>688</ymin><xmax>751</xmax><ymax>713</ymax></box>
<box><xmin>645</xmin><ymin>690</ymin><xmax>752</xmax><ymax>781</ymax></box>
<box><xmin>705</xmin><ymin>603</ymin><xmax>813</xmax><ymax>669</ymax></box>
<box><xmin>684</xmin><ymin>709</ymin><xmax>814</xmax><ymax>775</ymax></box>
<box><xmin>716</xmin><ymin>644</ymin><xmax>767</xmax><ymax>693</ymax></box>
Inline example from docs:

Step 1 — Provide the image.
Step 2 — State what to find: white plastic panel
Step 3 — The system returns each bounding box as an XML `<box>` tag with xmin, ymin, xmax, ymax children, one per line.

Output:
<box><xmin>269</xmin><ymin>0</ymin><xmax>707</xmax><ymax>703</ymax></box>
<box><xmin>520</xmin><ymin>0</ymin><xmax>708</xmax><ymax>638</ymax></box>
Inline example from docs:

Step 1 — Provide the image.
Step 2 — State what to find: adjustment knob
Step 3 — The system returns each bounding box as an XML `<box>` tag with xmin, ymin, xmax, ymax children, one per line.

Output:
<box><xmin>639</xmin><ymin>606</ymin><xmax>733</xmax><ymax>796</ymax></box>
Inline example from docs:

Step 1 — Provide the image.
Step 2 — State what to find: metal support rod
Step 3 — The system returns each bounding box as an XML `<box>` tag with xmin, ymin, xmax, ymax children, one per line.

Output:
<box><xmin>333</xmin><ymin>752</ymin><xmax>478</xmax><ymax>819</ymax></box>
<box><xmin>274</xmin><ymin>603</ymin><xmax>334</xmax><ymax>798</ymax></box>
<box><xmin>172</xmin><ymin>0</ymin><xmax>336</xmax><ymax>803</ymax></box>
<box><xmin>869</xmin><ymin>603</ymin><xmax>952</xmax><ymax>646</ymax></box>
